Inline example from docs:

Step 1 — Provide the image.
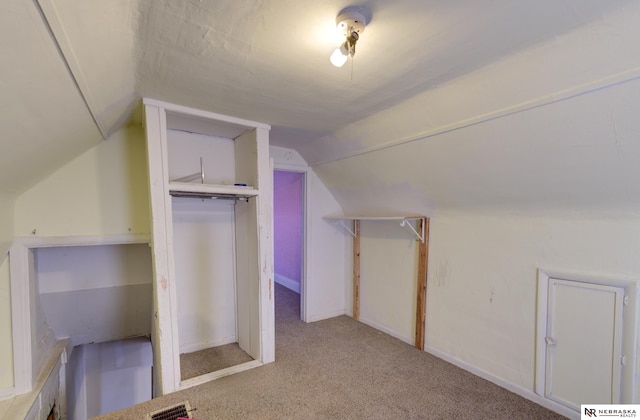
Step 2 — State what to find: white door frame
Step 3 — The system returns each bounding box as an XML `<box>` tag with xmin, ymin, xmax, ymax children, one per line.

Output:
<box><xmin>273</xmin><ymin>164</ymin><xmax>309</xmax><ymax>322</ymax></box>
<box><xmin>535</xmin><ymin>269</ymin><xmax>639</xmax><ymax>405</ymax></box>
<box><xmin>9</xmin><ymin>234</ymin><xmax>150</xmax><ymax>395</ymax></box>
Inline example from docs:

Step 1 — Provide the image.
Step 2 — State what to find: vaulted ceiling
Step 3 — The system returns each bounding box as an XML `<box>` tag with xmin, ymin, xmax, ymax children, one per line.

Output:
<box><xmin>2</xmin><ymin>0</ymin><xmax>640</xmax><ymax>213</ymax></box>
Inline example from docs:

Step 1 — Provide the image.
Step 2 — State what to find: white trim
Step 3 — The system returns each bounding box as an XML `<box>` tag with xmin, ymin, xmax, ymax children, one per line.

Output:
<box><xmin>306</xmin><ymin>310</ymin><xmax>347</xmax><ymax>323</ymax></box>
<box><xmin>168</xmin><ymin>182</ymin><xmax>258</xmax><ymax>197</ymax></box>
<box><xmin>0</xmin><ymin>386</ymin><xmax>15</xmax><ymax>401</ymax></box>
<box><xmin>312</xmin><ymin>66</ymin><xmax>640</xmax><ymax>166</ymax></box>
<box><xmin>273</xmin><ymin>162</ymin><xmax>310</xmax><ymax>171</ymax></box>
<box><xmin>10</xmin><ymin>242</ymin><xmax>32</xmax><ymax>395</ymax></box>
<box><xmin>1</xmin><ymin>340</ymin><xmax>68</xmax><ymax>420</ymax></box>
<box><xmin>9</xmin><ymin>234</ymin><xmax>152</xmax><ymax>396</ymax></box>
<box><xmin>14</xmin><ymin>234</ymin><xmax>150</xmax><ymax>248</ymax></box>
<box><xmin>35</xmin><ymin>0</ymin><xmax>108</xmax><ymax>138</ymax></box>
<box><xmin>358</xmin><ymin>317</ymin><xmax>413</xmax><ymax>345</ymax></box>
<box><xmin>274</xmin><ymin>273</ymin><xmax>300</xmax><ymax>294</ymax></box>
<box><xmin>144</xmin><ymin>103</ymin><xmax>181</xmax><ymax>395</ymax></box>
<box><xmin>424</xmin><ymin>345</ymin><xmax>578</xmax><ymax>419</ymax></box>
<box><xmin>179</xmin><ymin>336</ymin><xmax>238</xmax><ymax>355</ymax></box>
<box><xmin>179</xmin><ymin>360</ymin><xmax>263</xmax><ymax>390</ymax></box>
<box><xmin>273</xmin><ymin>165</ymin><xmax>310</xmax><ymax>323</ymax></box>
<box><xmin>535</xmin><ymin>269</ymin><xmax>639</xmax><ymax>405</ymax></box>
<box><xmin>535</xmin><ymin>270</ymin><xmax>549</xmax><ymax>398</ymax></box>
<box><xmin>143</xmin><ymin>98</ymin><xmax>271</xmax><ymax>131</ymax></box>
<box><xmin>256</xmin><ymin>127</ymin><xmax>276</xmax><ymax>365</ymax></box>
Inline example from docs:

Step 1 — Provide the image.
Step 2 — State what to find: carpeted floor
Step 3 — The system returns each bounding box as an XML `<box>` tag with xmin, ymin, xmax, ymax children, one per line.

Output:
<box><xmin>95</xmin><ymin>283</ymin><xmax>566</xmax><ymax>419</ymax></box>
<box><xmin>180</xmin><ymin>343</ymin><xmax>254</xmax><ymax>380</ymax></box>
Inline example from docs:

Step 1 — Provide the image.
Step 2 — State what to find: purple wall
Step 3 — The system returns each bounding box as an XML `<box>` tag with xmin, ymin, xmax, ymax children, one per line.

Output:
<box><xmin>273</xmin><ymin>171</ymin><xmax>303</xmax><ymax>286</ymax></box>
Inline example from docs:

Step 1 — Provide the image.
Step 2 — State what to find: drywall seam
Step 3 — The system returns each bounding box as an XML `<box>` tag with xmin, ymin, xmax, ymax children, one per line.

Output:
<box><xmin>35</xmin><ymin>0</ymin><xmax>107</xmax><ymax>138</ymax></box>
<box><xmin>311</xmin><ymin>66</ymin><xmax>640</xmax><ymax>166</ymax></box>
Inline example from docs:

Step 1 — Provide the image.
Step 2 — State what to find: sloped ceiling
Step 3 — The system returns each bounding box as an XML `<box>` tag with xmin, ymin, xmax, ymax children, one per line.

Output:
<box><xmin>2</xmin><ymin>0</ymin><xmax>639</xmax><ymax>213</ymax></box>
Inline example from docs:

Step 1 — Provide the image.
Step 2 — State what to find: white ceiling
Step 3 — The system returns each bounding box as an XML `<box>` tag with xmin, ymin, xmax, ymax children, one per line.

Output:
<box><xmin>2</xmin><ymin>0</ymin><xmax>639</xmax><ymax>213</ymax></box>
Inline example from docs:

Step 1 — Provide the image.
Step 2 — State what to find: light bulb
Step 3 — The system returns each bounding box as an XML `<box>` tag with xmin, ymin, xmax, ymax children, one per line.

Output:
<box><xmin>330</xmin><ymin>43</ymin><xmax>349</xmax><ymax>67</ymax></box>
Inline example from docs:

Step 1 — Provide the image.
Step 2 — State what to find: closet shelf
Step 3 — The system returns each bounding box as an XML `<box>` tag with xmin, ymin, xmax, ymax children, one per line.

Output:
<box><xmin>325</xmin><ymin>215</ymin><xmax>427</xmax><ymax>242</ymax></box>
<box><xmin>168</xmin><ymin>182</ymin><xmax>258</xmax><ymax>198</ymax></box>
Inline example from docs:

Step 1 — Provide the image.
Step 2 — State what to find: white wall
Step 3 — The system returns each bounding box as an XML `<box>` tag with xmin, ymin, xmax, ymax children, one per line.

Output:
<box><xmin>68</xmin><ymin>338</ymin><xmax>152</xmax><ymax>419</ymax></box>
<box><xmin>305</xmin><ymin>171</ymin><xmax>348</xmax><ymax>322</ymax></box>
<box><xmin>425</xmin><ymin>211</ymin><xmax>640</xmax><ymax>396</ymax></box>
<box><xmin>37</xmin><ymin>244</ymin><xmax>153</xmax><ymax>347</ymax></box>
<box><xmin>66</xmin><ymin>344</ymin><xmax>87</xmax><ymax>420</ymax></box>
<box><xmin>1</xmin><ymin>125</ymin><xmax>151</xmax><ymax>392</ymax></box>
<box><xmin>357</xmin><ymin>221</ymin><xmax>420</xmax><ymax>344</ymax></box>
<box><xmin>330</xmin><ymin>209</ymin><xmax>640</xmax><ymax>408</ymax></box>
<box><xmin>167</xmin><ymin>130</ymin><xmax>235</xmax><ymax>184</ymax></box>
<box><xmin>14</xmin><ymin>125</ymin><xmax>150</xmax><ymax>237</ymax></box>
<box><xmin>270</xmin><ymin>146</ymin><xmax>348</xmax><ymax>322</ymax></box>
<box><xmin>299</xmin><ymin>6</ymin><xmax>640</xmax><ymax>405</ymax></box>
<box><xmin>172</xmin><ymin>198</ymin><xmax>237</xmax><ymax>353</ymax></box>
<box><xmin>83</xmin><ymin>338</ymin><xmax>152</xmax><ymax>417</ymax></box>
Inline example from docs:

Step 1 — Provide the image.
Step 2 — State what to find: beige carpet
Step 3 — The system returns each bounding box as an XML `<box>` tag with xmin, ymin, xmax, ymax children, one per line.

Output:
<box><xmin>95</xmin><ymin>283</ymin><xmax>566</xmax><ymax>419</ymax></box>
<box><xmin>180</xmin><ymin>343</ymin><xmax>254</xmax><ymax>380</ymax></box>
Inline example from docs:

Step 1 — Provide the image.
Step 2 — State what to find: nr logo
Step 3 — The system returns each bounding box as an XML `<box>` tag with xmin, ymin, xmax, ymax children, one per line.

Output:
<box><xmin>584</xmin><ymin>407</ymin><xmax>597</xmax><ymax>417</ymax></box>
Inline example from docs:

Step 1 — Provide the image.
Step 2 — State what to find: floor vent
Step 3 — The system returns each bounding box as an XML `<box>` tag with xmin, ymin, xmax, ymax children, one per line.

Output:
<box><xmin>147</xmin><ymin>401</ymin><xmax>192</xmax><ymax>420</ymax></box>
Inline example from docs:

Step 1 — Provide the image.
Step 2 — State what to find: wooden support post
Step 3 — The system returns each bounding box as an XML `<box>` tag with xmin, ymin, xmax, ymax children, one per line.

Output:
<box><xmin>415</xmin><ymin>217</ymin><xmax>430</xmax><ymax>350</ymax></box>
<box><xmin>353</xmin><ymin>219</ymin><xmax>361</xmax><ymax>321</ymax></box>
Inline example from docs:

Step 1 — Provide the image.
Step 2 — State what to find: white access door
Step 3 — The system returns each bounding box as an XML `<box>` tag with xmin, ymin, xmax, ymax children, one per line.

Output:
<box><xmin>545</xmin><ymin>278</ymin><xmax>624</xmax><ymax>410</ymax></box>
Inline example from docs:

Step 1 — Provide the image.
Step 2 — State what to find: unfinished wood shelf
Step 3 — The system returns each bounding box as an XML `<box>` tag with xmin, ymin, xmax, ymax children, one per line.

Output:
<box><xmin>326</xmin><ymin>215</ymin><xmax>430</xmax><ymax>350</ymax></box>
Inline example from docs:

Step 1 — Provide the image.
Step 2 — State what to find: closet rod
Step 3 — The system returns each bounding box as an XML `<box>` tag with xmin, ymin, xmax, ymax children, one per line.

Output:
<box><xmin>170</xmin><ymin>191</ymin><xmax>250</xmax><ymax>201</ymax></box>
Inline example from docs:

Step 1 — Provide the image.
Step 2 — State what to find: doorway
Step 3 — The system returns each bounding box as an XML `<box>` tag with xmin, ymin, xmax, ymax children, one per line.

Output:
<box><xmin>273</xmin><ymin>170</ymin><xmax>305</xmax><ymax>321</ymax></box>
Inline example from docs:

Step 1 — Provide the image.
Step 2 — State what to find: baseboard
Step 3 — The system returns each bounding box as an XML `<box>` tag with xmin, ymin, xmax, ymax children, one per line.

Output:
<box><xmin>179</xmin><ymin>360</ymin><xmax>263</xmax><ymax>391</ymax></box>
<box><xmin>274</xmin><ymin>274</ymin><xmax>300</xmax><ymax>293</ymax></box>
<box><xmin>424</xmin><ymin>345</ymin><xmax>578</xmax><ymax>419</ymax></box>
<box><xmin>179</xmin><ymin>336</ymin><xmax>237</xmax><ymax>354</ymax></box>
<box><xmin>358</xmin><ymin>317</ymin><xmax>413</xmax><ymax>345</ymax></box>
<box><xmin>0</xmin><ymin>386</ymin><xmax>14</xmax><ymax>401</ymax></box>
<box><xmin>307</xmin><ymin>310</ymin><xmax>346</xmax><ymax>323</ymax></box>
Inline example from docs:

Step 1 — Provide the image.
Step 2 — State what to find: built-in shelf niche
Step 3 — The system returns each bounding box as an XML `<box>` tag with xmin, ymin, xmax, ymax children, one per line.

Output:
<box><xmin>165</xmin><ymin>110</ymin><xmax>259</xmax><ymax>195</ymax></box>
<box><xmin>7</xmin><ymin>234</ymin><xmax>152</xmax><ymax>418</ymax></box>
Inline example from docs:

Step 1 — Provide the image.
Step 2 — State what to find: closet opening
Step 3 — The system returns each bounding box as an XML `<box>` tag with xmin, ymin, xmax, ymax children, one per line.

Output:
<box><xmin>273</xmin><ymin>170</ymin><xmax>306</xmax><ymax>322</ymax></box>
<box><xmin>172</xmin><ymin>195</ymin><xmax>254</xmax><ymax>382</ymax></box>
<box><xmin>144</xmin><ymin>99</ymin><xmax>274</xmax><ymax>394</ymax></box>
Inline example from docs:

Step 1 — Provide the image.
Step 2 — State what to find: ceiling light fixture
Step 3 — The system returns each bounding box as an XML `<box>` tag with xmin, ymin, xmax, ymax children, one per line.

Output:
<box><xmin>330</xmin><ymin>9</ymin><xmax>367</xmax><ymax>68</ymax></box>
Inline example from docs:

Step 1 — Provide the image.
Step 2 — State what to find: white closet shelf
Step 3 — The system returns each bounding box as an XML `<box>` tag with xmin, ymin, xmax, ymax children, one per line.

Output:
<box><xmin>325</xmin><ymin>215</ymin><xmax>428</xmax><ymax>242</ymax></box>
<box><xmin>325</xmin><ymin>216</ymin><xmax>425</xmax><ymax>220</ymax></box>
<box><xmin>168</xmin><ymin>182</ymin><xmax>258</xmax><ymax>198</ymax></box>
